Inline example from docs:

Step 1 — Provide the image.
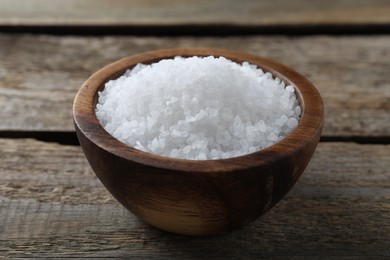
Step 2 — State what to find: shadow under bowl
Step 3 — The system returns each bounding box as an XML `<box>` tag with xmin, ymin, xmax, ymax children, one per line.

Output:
<box><xmin>73</xmin><ymin>48</ymin><xmax>324</xmax><ymax>236</ymax></box>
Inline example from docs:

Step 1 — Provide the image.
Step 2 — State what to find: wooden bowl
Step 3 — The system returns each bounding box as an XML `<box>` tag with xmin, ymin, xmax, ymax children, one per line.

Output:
<box><xmin>73</xmin><ymin>48</ymin><xmax>324</xmax><ymax>236</ymax></box>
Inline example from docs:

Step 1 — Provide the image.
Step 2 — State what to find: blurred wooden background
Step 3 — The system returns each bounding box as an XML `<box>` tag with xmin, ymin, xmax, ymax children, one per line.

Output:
<box><xmin>0</xmin><ymin>0</ymin><xmax>389</xmax><ymax>258</ymax></box>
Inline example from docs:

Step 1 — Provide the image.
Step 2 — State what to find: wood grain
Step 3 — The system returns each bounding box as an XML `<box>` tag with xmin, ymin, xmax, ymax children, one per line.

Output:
<box><xmin>0</xmin><ymin>34</ymin><xmax>389</xmax><ymax>137</ymax></box>
<box><xmin>0</xmin><ymin>0</ymin><xmax>389</xmax><ymax>27</ymax></box>
<box><xmin>1</xmin><ymin>139</ymin><xmax>389</xmax><ymax>257</ymax></box>
<box><xmin>0</xmin><ymin>138</ymin><xmax>113</xmax><ymax>205</ymax></box>
<box><xmin>0</xmin><ymin>0</ymin><xmax>387</xmax><ymax>256</ymax></box>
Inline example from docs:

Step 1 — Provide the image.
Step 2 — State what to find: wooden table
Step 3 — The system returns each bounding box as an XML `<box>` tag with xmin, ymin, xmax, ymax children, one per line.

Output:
<box><xmin>1</xmin><ymin>1</ymin><xmax>389</xmax><ymax>258</ymax></box>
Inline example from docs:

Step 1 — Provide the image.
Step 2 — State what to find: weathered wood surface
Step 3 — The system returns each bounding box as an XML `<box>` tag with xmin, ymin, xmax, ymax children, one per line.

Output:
<box><xmin>1</xmin><ymin>0</ymin><xmax>389</xmax><ymax>27</ymax></box>
<box><xmin>0</xmin><ymin>0</ymin><xmax>388</xmax><ymax>258</ymax></box>
<box><xmin>0</xmin><ymin>34</ymin><xmax>389</xmax><ymax>137</ymax></box>
<box><xmin>0</xmin><ymin>139</ymin><xmax>389</xmax><ymax>258</ymax></box>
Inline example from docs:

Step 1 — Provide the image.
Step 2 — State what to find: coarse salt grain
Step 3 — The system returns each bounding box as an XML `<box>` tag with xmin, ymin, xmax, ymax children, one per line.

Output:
<box><xmin>96</xmin><ymin>56</ymin><xmax>301</xmax><ymax>160</ymax></box>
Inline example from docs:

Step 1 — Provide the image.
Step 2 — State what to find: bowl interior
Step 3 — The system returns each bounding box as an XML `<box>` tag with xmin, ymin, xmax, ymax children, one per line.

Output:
<box><xmin>74</xmin><ymin>48</ymin><xmax>324</xmax><ymax>173</ymax></box>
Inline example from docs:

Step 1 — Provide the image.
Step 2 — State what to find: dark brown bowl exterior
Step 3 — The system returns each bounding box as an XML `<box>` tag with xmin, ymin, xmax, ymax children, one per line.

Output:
<box><xmin>73</xmin><ymin>48</ymin><xmax>324</xmax><ymax>236</ymax></box>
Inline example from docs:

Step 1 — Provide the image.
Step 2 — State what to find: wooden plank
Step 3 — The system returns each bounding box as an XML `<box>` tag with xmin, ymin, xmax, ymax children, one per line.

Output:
<box><xmin>0</xmin><ymin>35</ymin><xmax>389</xmax><ymax>137</ymax></box>
<box><xmin>1</xmin><ymin>139</ymin><xmax>390</xmax><ymax>257</ymax></box>
<box><xmin>0</xmin><ymin>0</ymin><xmax>389</xmax><ymax>27</ymax></box>
<box><xmin>0</xmin><ymin>139</ymin><xmax>113</xmax><ymax>205</ymax></box>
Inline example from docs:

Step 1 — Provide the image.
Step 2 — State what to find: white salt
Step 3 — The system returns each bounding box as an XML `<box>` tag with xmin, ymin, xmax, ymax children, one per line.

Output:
<box><xmin>96</xmin><ymin>56</ymin><xmax>301</xmax><ymax>160</ymax></box>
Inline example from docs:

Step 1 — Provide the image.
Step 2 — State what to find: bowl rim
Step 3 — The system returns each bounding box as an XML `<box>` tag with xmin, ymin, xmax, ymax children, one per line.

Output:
<box><xmin>73</xmin><ymin>48</ymin><xmax>324</xmax><ymax>173</ymax></box>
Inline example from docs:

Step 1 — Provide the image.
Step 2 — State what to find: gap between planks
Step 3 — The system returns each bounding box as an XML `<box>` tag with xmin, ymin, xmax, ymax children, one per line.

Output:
<box><xmin>0</xmin><ymin>131</ymin><xmax>389</xmax><ymax>146</ymax></box>
<box><xmin>1</xmin><ymin>24</ymin><xmax>390</xmax><ymax>36</ymax></box>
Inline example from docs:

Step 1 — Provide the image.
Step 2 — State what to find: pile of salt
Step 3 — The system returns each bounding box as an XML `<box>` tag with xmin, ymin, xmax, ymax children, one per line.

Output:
<box><xmin>96</xmin><ymin>56</ymin><xmax>301</xmax><ymax>160</ymax></box>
